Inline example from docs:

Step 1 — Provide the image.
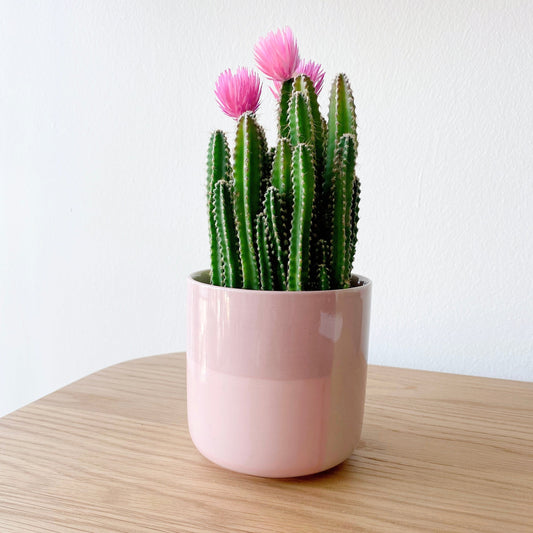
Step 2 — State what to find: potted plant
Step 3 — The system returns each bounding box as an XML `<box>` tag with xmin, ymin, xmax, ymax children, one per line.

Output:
<box><xmin>187</xmin><ymin>27</ymin><xmax>371</xmax><ymax>478</ymax></box>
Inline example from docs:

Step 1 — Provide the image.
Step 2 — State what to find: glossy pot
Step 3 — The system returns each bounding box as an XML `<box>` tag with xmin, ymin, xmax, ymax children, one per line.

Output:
<box><xmin>186</xmin><ymin>269</ymin><xmax>372</xmax><ymax>478</ymax></box>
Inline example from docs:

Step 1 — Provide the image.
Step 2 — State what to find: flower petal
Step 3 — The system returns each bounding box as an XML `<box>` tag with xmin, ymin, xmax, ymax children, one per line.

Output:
<box><xmin>215</xmin><ymin>68</ymin><xmax>262</xmax><ymax>119</ymax></box>
<box><xmin>254</xmin><ymin>27</ymin><xmax>300</xmax><ymax>82</ymax></box>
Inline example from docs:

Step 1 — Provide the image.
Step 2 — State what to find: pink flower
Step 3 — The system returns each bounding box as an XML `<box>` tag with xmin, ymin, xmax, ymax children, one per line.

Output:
<box><xmin>214</xmin><ymin>68</ymin><xmax>262</xmax><ymax>119</ymax></box>
<box><xmin>254</xmin><ymin>26</ymin><xmax>300</xmax><ymax>82</ymax></box>
<box><xmin>296</xmin><ymin>59</ymin><xmax>325</xmax><ymax>95</ymax></box>
<box><xmin>270</xmin><ymin>59</ymin><xmax>326</xmax><ymax>100</ymax></box>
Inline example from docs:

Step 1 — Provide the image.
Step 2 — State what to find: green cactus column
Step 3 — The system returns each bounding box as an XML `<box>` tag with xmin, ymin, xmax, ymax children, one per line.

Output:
<box><xmin>278</xmin><ymin>79</ymin><xmax>293</xmax><ymax>139</ymax></box>
<box><xmin>316</xmin><ymin>239</ymin><xmax>331</xmax><ymax>290</ymax></box>
<box><xmin>325</xmin><ymin>73</ymin><xmax>358</xmax><ymax>194</ymax></box>
<box><xmin>331</xmin><ymin>134</ymin><xmax>357</xmax><ymax>289</ymax></box>
<box><xmin>207</xmin><ymin>130</ymin><xmax>231</xmax><ymax>286</ymax></box>
<box><xmin>264</xmin><ymin>186</ymin><xmax>287</xmax><ymax>290</ymax></box>
<box><xmin>292</xmin><ymin>75</ymin><xmax>325</xmax><ymax>173</ymax></box>
<box><xmin>348</xmin><ymin>174</ymin><xmax>361</xmax><ymax>283</ymax></box>
<box><xmin>271</xmin><ymin>138</ymin><xmax>292</xmax><ymax>199</ymax></box>
<box><xmin>256</xmin><ymin>214</ymin><xmax>274</xmax><ymax>290</ymax></box>
<box><xmin>286</xmin><ymin>78</ymin><xmax>326</xmax><ymax>289</ymax></box>
<box><xmin>288</xmin><ymin>144</ymin><xmax>315</xmax><ymax>291</ymax></box>
<box><xmin>233</xmin><ymin>113</ymin><xmax>263</xmax><ymax>289</ymax></box>
<box><xmin>271</xmin><ymin>138</ymin><xmax>293</xmax><ymax>257</ymax></box>
<box><xmin>212</xmin><ymin>180</ymin><xmax>242</xmax><ymax>288</ymax></box>
<box><xmin>288</xmin><ymin>91</ymin><xmax>316</xmax><ymax>150</ymax></box>
<box><xmin>325</xmin><ymin>73</ymin><xmax>359</xmax><ymax>289</ymax></box>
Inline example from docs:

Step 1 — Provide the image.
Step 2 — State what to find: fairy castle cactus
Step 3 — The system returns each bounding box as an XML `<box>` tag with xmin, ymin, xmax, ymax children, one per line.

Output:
<box><xmin>207</xmin><ymin>27</ymin><xmax>360</xmax><ymax>291</ymax></box>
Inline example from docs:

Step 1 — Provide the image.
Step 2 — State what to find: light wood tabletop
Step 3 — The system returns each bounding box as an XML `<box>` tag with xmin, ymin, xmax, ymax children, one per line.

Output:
<box><xmin>0</xmin><ymin>353</ymin><xmax>532</xmax><ymax>532</ymax></box>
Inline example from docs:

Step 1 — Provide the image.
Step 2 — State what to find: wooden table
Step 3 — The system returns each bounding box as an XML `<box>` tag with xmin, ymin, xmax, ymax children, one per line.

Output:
<box><xmin>0</xmin><ymin>353</ymin><xmax>532</xmax><ymax>532</ymax></box>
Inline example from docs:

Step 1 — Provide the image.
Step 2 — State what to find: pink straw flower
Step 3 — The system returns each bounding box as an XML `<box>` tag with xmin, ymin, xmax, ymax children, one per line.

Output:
<box><xmin>254</xmin><ymin>26</ymin><xmax>300</xmax><ymax>82</ymax></box>
<box><xmin>214</xmin><ymin>68</ymin><xmax>262</xmax><ymax>119</ymax></box>
<box><xmin>296</xmin><ymin>59</ymin><xmax>325</xmax><ymax>95</ymax></box>
<box><xmin>270</xmin><ymin>59</ymin><xmax>326</xmax><ymax>100</ymax></box>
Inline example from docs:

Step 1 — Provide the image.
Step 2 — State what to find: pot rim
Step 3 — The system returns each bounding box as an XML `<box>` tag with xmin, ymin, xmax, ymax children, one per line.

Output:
<box><xmin>189</xmin><ymin>269</ymin><xmax>371</xmax><ymax>295</ymax></box>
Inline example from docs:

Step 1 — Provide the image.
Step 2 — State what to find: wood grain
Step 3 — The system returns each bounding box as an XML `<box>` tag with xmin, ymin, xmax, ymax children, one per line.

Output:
<box><xmin>0</xmin><ymin>353</ymin><xmax>532</xmax><ymax>532</ymax></box>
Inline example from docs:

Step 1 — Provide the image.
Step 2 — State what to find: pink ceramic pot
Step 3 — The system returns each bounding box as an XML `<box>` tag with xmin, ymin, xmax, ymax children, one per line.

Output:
<box><xmin>187</xmin><ymin>269</ymin><xmax>372</xmax><ymax>478</ymax></box>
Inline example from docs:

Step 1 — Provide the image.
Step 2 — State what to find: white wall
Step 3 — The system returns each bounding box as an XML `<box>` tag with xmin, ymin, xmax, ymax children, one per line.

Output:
<box><xmin>1</xmin><ymin>0</ymin><xmax>532</xmax><ymax>417</ymax></box>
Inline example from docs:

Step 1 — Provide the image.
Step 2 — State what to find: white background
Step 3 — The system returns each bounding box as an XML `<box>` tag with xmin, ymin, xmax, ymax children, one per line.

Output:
<box><xmin>1</xmin><ymin>0</ymin><xmax>532</xmax><ymax>417</ymax></box>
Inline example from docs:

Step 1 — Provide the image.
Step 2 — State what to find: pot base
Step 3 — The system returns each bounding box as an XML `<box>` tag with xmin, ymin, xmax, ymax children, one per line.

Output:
<box><xmin>187</xmin><ymin>358</ymin><xmax>362</xmax><ymax>478</ymax></box>
<box><xmin>191</xmin><ymin>437</ymin><xmax>354</xmax><ymax>478</ymax></box>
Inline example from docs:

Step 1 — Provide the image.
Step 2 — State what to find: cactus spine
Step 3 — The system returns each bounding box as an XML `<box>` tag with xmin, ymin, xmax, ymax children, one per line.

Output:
<box><xmin>207</xmin><ymin>73</ymin><xmax>360</xmax><ymax>291</ymax></box>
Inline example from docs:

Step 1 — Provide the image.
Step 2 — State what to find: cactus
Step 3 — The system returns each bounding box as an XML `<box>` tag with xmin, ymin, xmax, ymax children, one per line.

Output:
<box><xmin>207</xmin><ymin>130</ymin><xmax>231</xmax><ymax>285</ymax></box>
<box><xmin>325</xmin><ymin>73</ymin><xmax>358</xmax><ymax>193</ymax></box>
<box><xmin>287</xmin><ymin>144</ymin><xmax>315</xmax><ymax>291</ymax></box>
<box><xmin>271</xmin><ymin>138</ymin><xmax>292</xmax><ymax>252</ymax></box>
<box><xmin>264</xmin><ymin>186</ymin><xmax>288</xmax><ymax>290</ymax></box>
<box><xmin>208</xmin><ymin>29</ymin><xmax>360</xmax><ymax>291</ymax></box>
<box><xmin>212</xmin><ymin>180</ymin><xmax>242</xmax><ymax>287</ymax></box>
<box><xmin>258</xmin><ymin>124</ymin><xmax>274</xmax><ymax>200</ymax></box>
<box><xmin>316</xmin><ymin>239</ymin><xmax>331</xmax><ymax>290</ymax></box>
<box><xmin>256</xmin><ymin>214</ymin><xmax>274</xmax><ymax>290</ymax></box>
<box><xmin>278</xmin><ymin>80</ymin><xmax>293</xmax><ymax>139</ymax></box>
<box><xmin>293</xmin><ymin>74</ymin><xmax>325</xmax><ymax>173</ymax></box>
<box><xmin>331</xmin><ymin>134</ymin><xmax>357</xmax><ymax>289</ymax></box>
<box><xmin>232</xmin><ymin>112</ymin><xmax>263</xmax><ymax>289</ymax></box>
<box><xmin>288</xmin><ymin>91</ymin><xmax>315</xmax><ymax>149</ymax></box>
<box><xmin>349</xmin><ymin>174</ymin><xmax>361</xmax><ymax>279</ymax></box>
<box><xmin>271</xmin><ymin>138</ymin><xmax>292</xmax><ymax>199</ymax></box>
